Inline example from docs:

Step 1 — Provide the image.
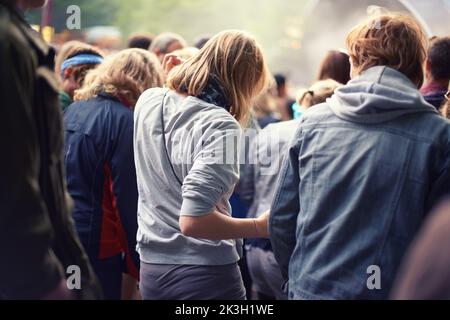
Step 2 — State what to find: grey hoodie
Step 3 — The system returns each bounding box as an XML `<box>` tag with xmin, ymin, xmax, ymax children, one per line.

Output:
<box><xmin>328</xmin><ymin>66</ymin><xmax>438</xmax><ymax>123</ymax></box>
<box><xmin>134</xmin><ymin>88</ymin><xmax>243</xmax><ymax>266</ymax></box>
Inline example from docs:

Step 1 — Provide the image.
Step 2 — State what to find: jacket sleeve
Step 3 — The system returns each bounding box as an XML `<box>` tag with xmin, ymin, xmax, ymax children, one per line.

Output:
<box><xmin>110</xmin><ymin>111</ymin><xmax>139</xmax><ymax>278</ymax></box>
<box><xmin>0</xmin><ymin>17</ymin><xmax>64</xmax><ymax>298</ymax></box>
<box><xmin>269</xmin><ymin>126</ymin><xmax>302</xmax><ymax>282</ymax></box>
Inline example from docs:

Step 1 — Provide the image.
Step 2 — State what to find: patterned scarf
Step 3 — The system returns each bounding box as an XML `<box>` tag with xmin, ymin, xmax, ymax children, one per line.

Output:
<box><xmin>197</xmin><ymin>74</ymin><xmax>231</xmax><ymax>112</ymax></box>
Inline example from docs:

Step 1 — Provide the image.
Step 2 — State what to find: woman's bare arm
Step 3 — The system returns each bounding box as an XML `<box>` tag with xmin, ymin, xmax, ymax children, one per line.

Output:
<box><xmin>179</xmin><ymin>211</ymin><xmax>270</xmax><ymax>241</ymax></box>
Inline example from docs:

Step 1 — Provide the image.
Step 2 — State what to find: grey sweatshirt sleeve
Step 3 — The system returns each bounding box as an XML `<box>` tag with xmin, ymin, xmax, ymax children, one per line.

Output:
<box><xmin>180</xmin><ymin>117</ymin><xmax>241</xmax><ymax>217</ymax></box>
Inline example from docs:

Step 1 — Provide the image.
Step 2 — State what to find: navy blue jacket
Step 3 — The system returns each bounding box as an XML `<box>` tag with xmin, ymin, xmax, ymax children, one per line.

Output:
<box><xmin>64</xmin><ymin>93</ymin><xmax>139</xmax><ymax>278</ymax></box>
<box><xmin>423</xmin><ymin>91</ymin><xmax>447</xmax><ymax>111</ymax></box>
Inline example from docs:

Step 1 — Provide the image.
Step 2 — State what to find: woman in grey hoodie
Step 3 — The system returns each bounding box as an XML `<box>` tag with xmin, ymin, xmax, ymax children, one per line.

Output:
<box><xmin>133</xmin><ymin>30</ymin><xmax>271</xmax><ymax>300</ymax></box>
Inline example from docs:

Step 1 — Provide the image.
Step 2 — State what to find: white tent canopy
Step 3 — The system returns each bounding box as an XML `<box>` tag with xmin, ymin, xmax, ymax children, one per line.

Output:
<box><xmin>294</xmin><ymin>0</ymin><xmax>450</xmax><ymax>85</ymax></box>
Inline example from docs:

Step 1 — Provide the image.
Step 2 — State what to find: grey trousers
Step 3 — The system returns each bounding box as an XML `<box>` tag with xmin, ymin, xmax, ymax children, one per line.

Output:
<box><xmin>140</xmin><ymin>262</ymin><xmax>247</xmax><ymax>300</ymax></box>
<box><xmin>246</xmin><ymin>247</ymin><xmax>287</xmax><ymax>300</ymax></box>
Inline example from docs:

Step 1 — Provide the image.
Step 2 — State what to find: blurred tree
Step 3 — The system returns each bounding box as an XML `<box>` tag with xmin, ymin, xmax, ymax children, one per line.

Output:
<box><xmin>113</xmin><ymin>0</ymin><xmax>306</xmax><ymax>76</ymax></box>
<box><xmin>24</xmin><ymin>0</ymin><xmax>309</xmax><ymax>84</ymax></box>
<box><xmin>26</xmin><ymin>0</ymin><xmax>119</xmax><ymax>32</ymax></box>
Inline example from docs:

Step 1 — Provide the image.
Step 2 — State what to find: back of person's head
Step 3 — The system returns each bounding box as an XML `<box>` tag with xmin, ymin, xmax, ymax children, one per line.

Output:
<box><xmin>55</xmin><ymin>41</ymin><xmax>104</xmax><ymax>79</ymax></box>
<box><xmin>167</xmin><ymin>30</ymin><xmax>271</xmax><ymax>125</ymax></box>
<box><xmin>317</xmin><ymin>50</ymin><xmax>351</xmax><ymax>84</ymax></box>
<box><xmin>127</xmin><ymin>32</ymin><xmax>154</xmax><ymax>50</ymax></box>
<box><xmin>426</xmin><ymin>36</ymin><xmax>450</xmax><ymax>81</ymax></box>
<box><xmin>75</xmin><ymin>49</ymin><xmax>163</xmax><ymax>107</ymax></box>
<box><xmin>346</xmin><ymin>13</ymin><xmax>427</xmax><ymax>88</ymax></box>
<box><xmin>194</xmin><ymin>35</ymin><xmax>212</xmax><ymax>49</ymax></box>
<box><xmin>274</xmin><ymin>74</ymin><xmax>288</xmax><ymax>97</ymax></box>
<box><xmin>149</xmin><ymin>32</ymin><xmax>187</xmax><ymax>57</ymax></box>
<box><xmin>297</xmin><ymin>79</ymin><xmax>341</xmax><ymax>109</ymax></box>
<box><xmin>274</xmin><ymin>74</ymin><xmax>286</xmax><ymax>88</ymax></box>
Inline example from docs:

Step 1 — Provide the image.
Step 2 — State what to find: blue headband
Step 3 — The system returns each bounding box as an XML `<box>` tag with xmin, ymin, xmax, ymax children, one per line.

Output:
<box><xmin>61</xmin><ymin>54</ymin><xmax>104</xmax><ymax>76</ymax></box>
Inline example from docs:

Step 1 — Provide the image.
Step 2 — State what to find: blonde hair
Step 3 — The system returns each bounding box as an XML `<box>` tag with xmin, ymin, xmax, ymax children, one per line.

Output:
<box><xmin>75</xmin><ymin>49</ymin><xmax>163</xmax><ymax>106</ymax></box>
<box><xmin>297</xmin><ymin>79</ymin><xmax>341</xmax><ymax>109</ymax></box>
<box><xmin>167</xmin><ymin>30</ymin><xmax>271</xmax><ymax>125</ymax></box>
<box><xmin>346</xmin><ymin>13</ymin><xmax>427</xmax><ymax>88</ymax></box>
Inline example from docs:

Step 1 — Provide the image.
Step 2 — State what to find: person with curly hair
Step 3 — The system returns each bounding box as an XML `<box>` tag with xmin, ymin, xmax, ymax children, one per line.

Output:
<box><xmin>64</xmin><ymin>49</ymin><xmax>163</xmax><ymax>299</ymax></box>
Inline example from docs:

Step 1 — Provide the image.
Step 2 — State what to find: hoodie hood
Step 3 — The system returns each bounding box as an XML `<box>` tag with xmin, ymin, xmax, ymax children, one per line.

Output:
<box><xmin>328</xmin><ymin>66</ymin><xmax>438</xmax><ymax>124</ymax></box>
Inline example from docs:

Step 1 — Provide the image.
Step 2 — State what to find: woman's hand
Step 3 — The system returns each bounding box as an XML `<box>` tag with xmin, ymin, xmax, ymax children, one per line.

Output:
<box><xmin>255</xmin><ymin>211</ymin><xmax>270</xmax><ymax>238</ymax></box>
<box><xmin>162</xmin><ymin>54</ymin><xmax>184</xmax><ymax>79</ymax></box>
<box><xmin>180</xmin><ymin>210</ymin><xmax>271</xmax><ymax>241</ymax></box>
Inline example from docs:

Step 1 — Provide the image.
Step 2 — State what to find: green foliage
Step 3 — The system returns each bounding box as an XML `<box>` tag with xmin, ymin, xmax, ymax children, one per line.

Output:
<box><xmin>25</xmin><ymin>0</ymin><xmax>310</xmax><ymax>79</ymax></box>
<box><xmin>112</xmin><ymin>0</ymin><xmax>307</xmax><ymax>73</ymax></box>
<box><xmin>26</xmin><ymin>0</ymin><xmax>119</xmax><ymax>32</ymax></box>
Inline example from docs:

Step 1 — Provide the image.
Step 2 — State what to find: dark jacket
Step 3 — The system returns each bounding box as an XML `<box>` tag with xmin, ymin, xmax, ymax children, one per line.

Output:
<box><xmin>423</xmin><ymin>91</ymin><xmax>447</xmax><ymax>111</ymax></box>
<box><xmin>270</xmin><ymin>66</ymin><xmax>450</xmax><ymax>300</ymax></box>
<box><xmin>64</xmin><ymin>94</ymin><xmax>139</xmax><ymax>279</ymax></box>
<box><xmin>392</xmin><ymin>198</ymin><xmax>450</xmax><ymax>300</ymax></box>
<box><xmin>0</xmin><ymin>2</ymin><xmax>101</xmax><ymax>299</ymax></box>
<box><xmin>420</xmin><ymin>82</ymin><xmax>447</xmax><ymax>111</ymax></box>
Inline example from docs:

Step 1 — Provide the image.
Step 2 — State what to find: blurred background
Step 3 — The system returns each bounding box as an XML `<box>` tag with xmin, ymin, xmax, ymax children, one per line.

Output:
<box><xmin>27</xmin><ymin>0</ymin><xmax>450</xmax><ymax>87</ymax></box>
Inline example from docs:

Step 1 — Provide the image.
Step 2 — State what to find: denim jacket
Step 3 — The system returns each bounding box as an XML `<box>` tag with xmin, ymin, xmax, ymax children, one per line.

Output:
<box><xmin>269</xmin><ymin>66</ymin><xmax>450</xmax><ymax>300</ymax></box>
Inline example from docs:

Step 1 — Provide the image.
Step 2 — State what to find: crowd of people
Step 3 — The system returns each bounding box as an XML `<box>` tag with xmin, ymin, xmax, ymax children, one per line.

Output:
<box><xmin>1</xmin><ymin>0</ymin><xmax>450</xmax><ymax>300</ymax></box>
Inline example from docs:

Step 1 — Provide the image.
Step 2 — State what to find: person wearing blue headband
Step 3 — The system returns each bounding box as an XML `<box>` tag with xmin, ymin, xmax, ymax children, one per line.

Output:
<box><xmin>58</xmin><ymin>44</ymin><xmax>104</xmax><ymax>111</ymax></box>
